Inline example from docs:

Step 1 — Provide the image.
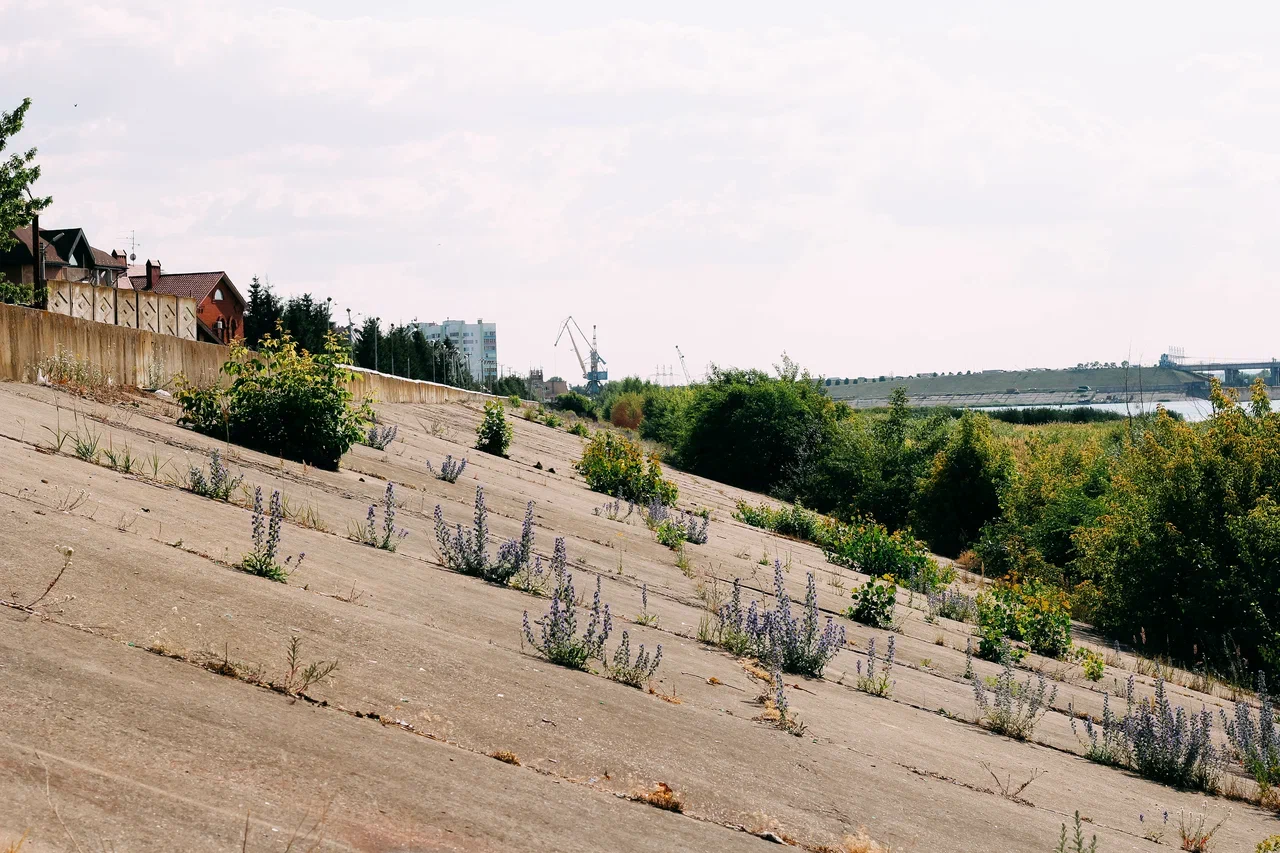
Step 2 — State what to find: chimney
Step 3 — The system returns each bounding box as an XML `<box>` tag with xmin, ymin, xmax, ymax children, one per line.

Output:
<box><xmin>146</xmin><ymin>259</ymin><xmax>160</xmax><ymax>290</ymax></box>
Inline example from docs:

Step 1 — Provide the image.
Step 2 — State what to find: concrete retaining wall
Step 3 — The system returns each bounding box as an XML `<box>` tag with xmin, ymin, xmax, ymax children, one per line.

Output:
<box><xmin>0</xmin><ymin>302</ymin><xmax>496</xmax><ymax>404</ymax></box>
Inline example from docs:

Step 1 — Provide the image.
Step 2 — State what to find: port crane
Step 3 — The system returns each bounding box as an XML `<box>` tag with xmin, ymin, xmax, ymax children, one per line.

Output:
<box><xmin>554</xmin><ymin>316</ymin><xmax>608</xmax><ymax>396</ymax></box>
<box><xmin>675</xmin><ymin>345</ymin><xmax>692</xmax><ymax>385</ymax></box>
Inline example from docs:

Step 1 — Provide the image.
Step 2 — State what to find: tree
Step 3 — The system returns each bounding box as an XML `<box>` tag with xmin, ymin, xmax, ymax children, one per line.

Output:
<box><xmin>281</xmin><ymin>293</ymin><xmax>332</xmax><ymax>356</ymax></box>
<box><xmin>913</xmin><ymin>411</ymin><xmax>1013</xmax><ymax>557</ymax></box>
<box><xmin>0</xmin><ymin>98</ymin><xmax>51</xmax><ymax>252</ymax></box>
<box><xmin>243</xmin><ymin>276</ymin><xmax>283</xmax><ymax>347</ymax></box>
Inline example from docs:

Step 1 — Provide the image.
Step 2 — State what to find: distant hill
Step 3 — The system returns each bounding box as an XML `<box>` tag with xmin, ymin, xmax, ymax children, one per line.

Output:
<box><xmin>825</xmin><ymin>366</ymin><xmax>1203</xmax><ymax>402</ymax></box>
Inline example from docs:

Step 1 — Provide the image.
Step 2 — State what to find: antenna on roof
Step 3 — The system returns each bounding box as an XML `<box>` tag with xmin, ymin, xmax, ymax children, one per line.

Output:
<box><xmin>118</xmin><ymin>230</ymin><xmax>141</xmax><ymax>262</ymax></box>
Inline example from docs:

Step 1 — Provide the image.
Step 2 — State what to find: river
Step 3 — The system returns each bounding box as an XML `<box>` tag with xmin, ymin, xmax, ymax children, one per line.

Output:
<box><xmin>983</xmin><ymin>399</ymin><xmax>1218</xmax><ymax>423</ymax></box>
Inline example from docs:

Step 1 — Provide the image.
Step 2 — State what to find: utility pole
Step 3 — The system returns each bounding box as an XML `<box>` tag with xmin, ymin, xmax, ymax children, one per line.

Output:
<box><xmin>347</xmin><ymin>309</ymin><xmax>354</xmax><ymax>352</ymax></box>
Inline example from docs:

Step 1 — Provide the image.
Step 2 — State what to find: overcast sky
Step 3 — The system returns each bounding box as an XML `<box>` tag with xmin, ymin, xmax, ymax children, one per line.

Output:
<box><xmin>6</xmin><ymin>1</ymin><xmax>1279</xmax><ymax>381</ymax></box>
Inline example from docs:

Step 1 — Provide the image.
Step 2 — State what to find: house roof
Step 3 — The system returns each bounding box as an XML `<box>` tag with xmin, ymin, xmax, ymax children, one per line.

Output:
<box><xmin>6</xmin><ymin>226</ymin><xmax>126</xmax><ymax>271</ymax></box>
<box><xmin>134</xmin><ymin>270</ymin><xmax>245</xmax><ymax>308</ymax></box>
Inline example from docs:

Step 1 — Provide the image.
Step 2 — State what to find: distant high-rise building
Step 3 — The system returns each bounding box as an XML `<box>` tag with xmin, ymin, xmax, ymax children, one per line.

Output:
<box><xmin>416</xmin><ymin>318</ymin><xmax>497</xmax><ymax>384</ymax></box>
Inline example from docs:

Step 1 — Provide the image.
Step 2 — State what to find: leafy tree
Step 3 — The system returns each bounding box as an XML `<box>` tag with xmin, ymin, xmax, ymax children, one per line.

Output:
<box><xmin>913</xmin><ymin>411</ymin><xmax>1013</xmax><ymax>557</ymax></box>
<box><xmin>639</xmin><ymin>385</ymin><xmax>692</xmax><ymax>448</ymax></box>
<box><xmin>1077</xmin><ymin>379</ymin><xmax>1280</xmax><ymax>675</ymax></box>
<box><xmin>0</xmin><ymin>272</ymin><xmax>33</xmax><ymax>305</ymax></box>
<box><xmin>0</xmin><ymin>98</ymin><xmax>51</xmax><ymax>253</ymax></box>
<box><xmin>552</xmin><ymin>392</ymin><xmax>596</xmax><ymax>419</ymax></box>
<box><xmin>678</xmin><ymin>362</ymin><xmax>843</xmax><ymax>494</ymax></box>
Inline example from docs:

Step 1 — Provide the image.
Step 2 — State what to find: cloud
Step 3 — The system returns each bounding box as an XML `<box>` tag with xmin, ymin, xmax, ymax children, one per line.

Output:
<box><xmin>7</xmin><ymin>1</ymin><xmax>1280</xmax><ymax>376</ymax></box>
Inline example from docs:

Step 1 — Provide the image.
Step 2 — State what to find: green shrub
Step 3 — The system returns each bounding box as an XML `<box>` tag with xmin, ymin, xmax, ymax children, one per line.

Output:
<box><xmin>476</xmin><ymin>400</ymin><xmax>513</xmax><ymax>456</ymax></box>
<box><xmin>542</xmin><ymin>411</ymin><xmax>563</xmax><ymax>429</ymax></box>
<box><xmin>0</xmin><ymin>274</ymin><xmax>33</xmax><ymax>305</ymax></box>
<box><xmin>574</xmin><ymin>431</ymin><xmax>677</xmax><ymax>505</ymax></box>
<box><xmin>847</xmin><ymin>576</ymin><xmax>897</xmax><ymax>629</ymax></box>
<box><xmin>175</xmin><ymin>329</ymin><xmax>370</xmax><ymax>471</ymax></box>
<box><xmin>610</xmin><ymin>392</ymin><xmax>645</xmax><ymax>429</ymax></box>
<box><xmin>654</xmin><ymin>519</ymin><xmax>686</xmax><ymax>549</ymax></box>
<box><xmin>553</xmin><ymin>392</ymin><xmax>596</xmax><ymax>419</ymax></box>
<box><xmin>568</xmin><ymin>421</ymin><xmax>589</xmax><ymax>437</ymax></box>
<box><xmin>507</xmin><ymin>394</ymin><xmax>522</xmax><ymax>407</ymax></box>
<box><xmin>1075</xmin><ymin>647</ymin><xmax>1105</xmax><ymax>681</ymax></box>
<box><xmin>825</xmin><ymin>520</ymin><xmax>951</xmax><ymax>593</ymax></box>
<box><xmin>975</xmin><ymin>577</ymin><xmax>1072</xmax><ymax>660</ymax></box>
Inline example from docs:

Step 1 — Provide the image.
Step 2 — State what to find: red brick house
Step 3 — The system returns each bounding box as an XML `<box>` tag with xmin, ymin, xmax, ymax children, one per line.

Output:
<box><xmin>129</xmin><ymin>261</ymin><xmax>244</xmax><ymax>344</ymax></box>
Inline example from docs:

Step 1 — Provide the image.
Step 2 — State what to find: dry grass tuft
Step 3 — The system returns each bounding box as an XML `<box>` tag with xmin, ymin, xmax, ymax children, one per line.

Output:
<box><xmin>2</xmin><ymin>831</ymin><xmax>28</xmax><ymax>853</ymax></box>
<box><xmin>636</xmin><ymin>781</ymin><xmax>684</xmax><ymax>813</ymax></box>
<box><xmin>647</xmin><ymin>685</ymin><xmax>683</xmax><ymax>704</ymax></box>
<box><xmin>489</xmin><ymin>750</ymin><xmax>521</xmax><ymax>766</ymax></box>
<box><xmin>821</xmin><ymin>827</ymin><xmax>892</xmax><ymax>853</ymax></box>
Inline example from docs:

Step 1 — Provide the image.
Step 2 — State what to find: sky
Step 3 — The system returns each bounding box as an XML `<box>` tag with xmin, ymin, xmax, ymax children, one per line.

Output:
<box><xmin>5</xmin><ymin>1</ymin><xmax>1280</xmax><ymax>382</ymax></box>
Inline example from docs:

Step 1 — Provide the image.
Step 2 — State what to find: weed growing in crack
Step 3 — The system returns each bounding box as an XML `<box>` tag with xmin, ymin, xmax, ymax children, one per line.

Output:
<box><xmin>679</xmin><ymin>509</ymin><xmax>709</xmax><ymax>545</ymax></box>
<box><xmin>964</xmin><ymin>636</ymin><xmax>975</xmax><ymax>679</ymax></box>
<box><xmin>522</xmin><ymin>570</ymin><xmax>611</xmax><ymax>670</ymax></box>
<box><xmin>1222</xmin><ymin>673</ymin><xmax>1280</xmax><ymax>794</ymax></box>
<box><xmin>360</xmin><ymin>423</ymin><xmax>398</xmax><ymax>450</ymax></box>
<box><xmin>754</xmin><ymin>664</ymin><xmax>807</xmax><ymax>736</ymax></box>
<box><xmin>606</xmin><ymin>630</ymin><xmax>662</xmax><ymax>688</ymax></box>
<box><xmin>1070</xmin><ymin>675</ymin><xmax>1223</xmax><ymax>793</ymax></box>
<box><xmin>1070</xmin><ymin>677</ymin><xmax>1134</xmax><ymax>767</ymax></box>
<box><xmin>72</xmin><ymin>423</ymin><xmax>101</xmax><ymax>462</ymax></box>
<box><xmin>350</xmin><ymin>482</ymin><xmax>409</xmax><ymax>551</ymax></box>
<box><xmin>714</xmin><ymin>563</ymin><xmax>845</xmax><ymax>677</ymax></box>
<box><xmin>1177</xmin><ymin>810</ymin><xmax>1228</xmax><ymax>852</ymax></box>
<box><xmin>856</xmin><ymin>635</ymin><xmax>896</xmax><ymax>698</ymax></box>
<box><xmin>972</xmin><ymin>658</ymin><xmax>1056</xmax><ymax>741</ymax></box>
<box><xmin>1054</xmin><ymin>812</ymin><xmax>1097</xmax><ymax>853</ymax></box>
<box><xmin>435</xmin><ymin>487</ymin><xmax>547</xmax><ymax>587</ymax></box>
<box><xmin>101</xmin><ymin>441</ymin><xmax>138</xmax><ymax>473</ymax></box>
<box><xmin>489</xmin><ymin>750</ymin><xmax>521</xmax><ymax>765</ymax></box>
<box><xmin>927</xmin><ymin>588</ymin><xmax>977</xmax><ymax>623</ymax></box>
<box><xmin>277</xmin><ymin>636</ymin><xmax>338</xmax><ymax>696</ymax></box>
<box><xmin>594</xmin><ymin>498</ymin><xmax>635</xmax><ymax>522</ymax></box>
<box><xmin>847</xmin><ymin>576</ymin><xmax>897</xmax><ymax>630</ymax></box>
<box><xmin>186</xmin><ymin>449</ymin><xmax>243</xmax><ymax>501</ymax></box>
<box><xmin>239</xmin><ymin>487</ymin><xmax>301</xmax><ymax>582</ymax></box>
<box><xmin>634</xmin><ymin>583</ymin><xmax>659</xmax><ymax>627</ymax></box>
<box><xmin>1130</xmin><ymin>678</ymin><xmax>1222</xmax><ymax>792</ymax></box>
<box><xmin>655</xmin><ymin>518</ymin><xmax>686</xmax><ymax>550</ymax></box>
<box><xmin>431</xmin><ymin>455</ymin><xmax>468</xmax><ymax>483</ymax></box>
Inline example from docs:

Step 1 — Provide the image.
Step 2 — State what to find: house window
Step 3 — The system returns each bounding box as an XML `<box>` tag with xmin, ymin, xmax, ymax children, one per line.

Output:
<box><xmin>213</xmin><ymin>288</ymin><xmax>224</xmax><ymax>301</ymax></box>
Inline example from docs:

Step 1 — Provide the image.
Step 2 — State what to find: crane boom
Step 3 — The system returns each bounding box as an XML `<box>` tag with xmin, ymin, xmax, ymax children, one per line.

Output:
<box><xmin>553</xmin><ymin>315</ymin><xmax>608</xmax><ymax>396</ymax></box>
<box><xmin>555</xmin><ymin>317</ymin><xmax>589</xmax><ymax>377</ymax></box>
<box><xmin>675</xmin><ymin>345</ymin><xmax>691</xmax><ymax>385</ymax></box>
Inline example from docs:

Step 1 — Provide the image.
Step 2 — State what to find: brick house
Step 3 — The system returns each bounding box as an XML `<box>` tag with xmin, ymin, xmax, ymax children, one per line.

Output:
<box><xmin>1</xmin><ymin>225</ymin><xmax>128</xmax><ymax>286</ymax></box>
<box><xmin>129</xmin><ymin>261</ymin><xmax>245</xmax><ymax>344</ymax></box>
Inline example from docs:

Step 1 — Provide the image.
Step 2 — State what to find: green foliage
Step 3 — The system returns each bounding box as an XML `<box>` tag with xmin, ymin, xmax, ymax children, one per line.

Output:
<box><xmin>491</xmin><ymin>375</ymin><xmax>530</xmax><ymax>400</ymax></box>
<box><xmin>679</xmin><ymin>358</ymin><xmax>845</xmax><ymax>495</ymax></box>
<box><xmin>1075</xmin><ymin>647</ymin><xmax>1105</xmax><ymax>681</ymax></box>
<box><xmin>1076</xmin><ymin>381</ymin><xmax>1280</xmax><ymax>675</ymax></box>
<box><xmin>847</xmin><ymin>576</ymin><xmax>897</xmax><ymax>629</ymax></box>
<box><xmin>976</xmin><ymin>577</ymin><xmax>1072</xmax><ymax>660</ymax></box>
<box><xmin>0</xmin><ymin>98</ymin><xmax>52</xmax><ymax>254</ymax></box>
<box><xmin>825</xmin><ymin>519</ymin><xmax>951</xmax><ymax>593</ymax></box>
<box><xmin>639</xmin><ymin>385</ymin><xmax>693</xmax><ymax>448</ymax></box>
<box><xmin>568</xmin><ymin>421</ymin><xmax>590</xmax><ymax>437</ymax></box>
<box><xmin>175</xmin><ymin>328</ymin><xmax>370</xmax><ymax>471</ymax></box>
<box><xmin>1055</xmin><ymin>812</ymin><xmax>1097</xmax><ymax>853</ymax></box>
<box><xmin>913</xmin><ymin>411</ymin><xmax>1014</xmax><ymax>557</ymax></box>
<box><xmin>541</xmin><ymin>410</ymin><xmax>564</xmax><ymax>429</ymax></box>
<box><xmin>475</xmin><ymin>400</ymin><xmax>513</xmax><ymax>456</ymax></box>
<box><xmin>575</xmin><ymin>431</ymin><xmax>678</xmax><ymax>506</ymax></box>
<box><xmin>552</xmin><ymin>392</ymin><xmax>597</xmax><ymax>419</ymax></box>
<box><xmin>0</xmin><ymin>273</ymin><xmax>33</xmax><ymax>305</ymax></box>
<box><xmin>654</xmin><ymin>519</ymin><xmax>687</xmax><ymax>549</ymax></box>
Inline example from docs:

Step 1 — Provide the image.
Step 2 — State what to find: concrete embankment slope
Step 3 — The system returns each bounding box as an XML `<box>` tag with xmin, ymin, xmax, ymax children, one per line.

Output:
<box><xmin>1</xmin><ymin>383</ymin><xmax>1276</xmax><ymax>851</ymax></box>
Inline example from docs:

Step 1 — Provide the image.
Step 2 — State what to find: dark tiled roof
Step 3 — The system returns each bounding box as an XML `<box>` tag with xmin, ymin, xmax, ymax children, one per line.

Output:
<box><xmin>90</xmin><ymin>247</ymin><xmax>128</xmax><ymax>270</ymax></box>
<box><xmin>150</xmin><ymin>272</ymin><xmax>225</xmax><ymax>301</ymax></box>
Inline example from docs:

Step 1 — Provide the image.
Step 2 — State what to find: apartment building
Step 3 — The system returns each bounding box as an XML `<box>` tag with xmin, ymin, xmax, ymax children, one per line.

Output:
<box><xmin>415</xmin><ymin>318</ymin><xmax>497</xmax><ymax>384</ymax></box>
